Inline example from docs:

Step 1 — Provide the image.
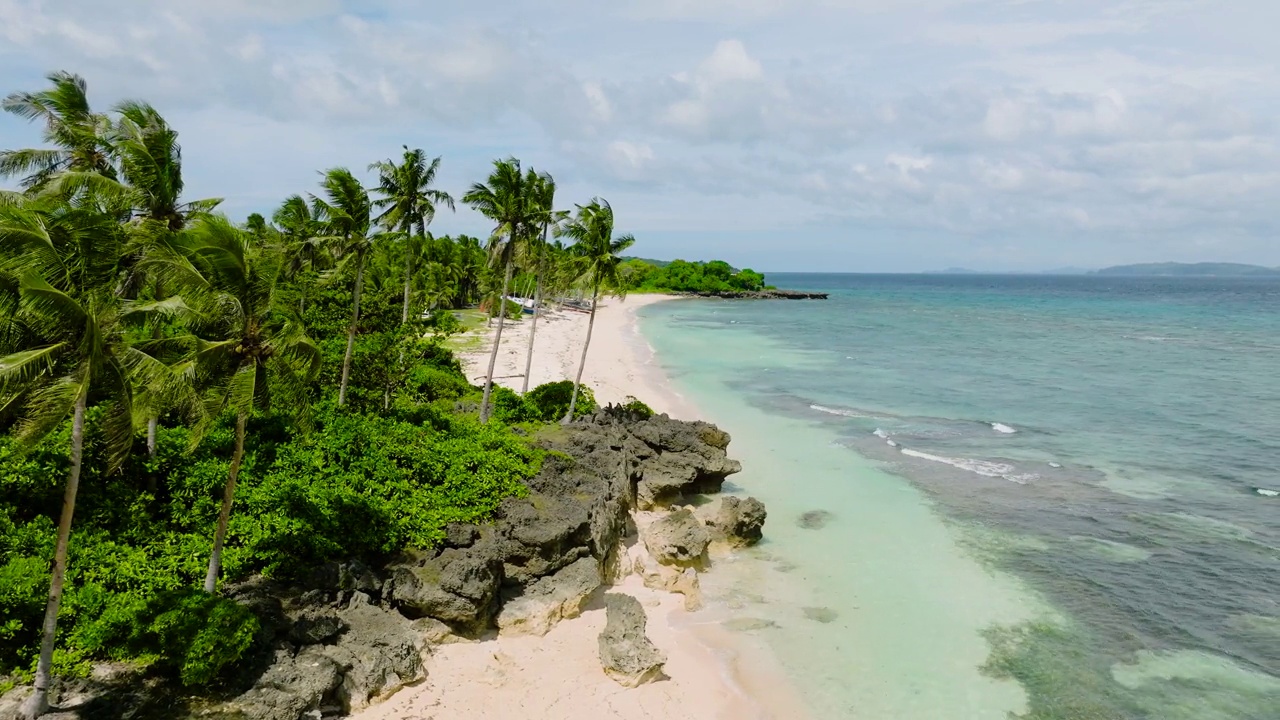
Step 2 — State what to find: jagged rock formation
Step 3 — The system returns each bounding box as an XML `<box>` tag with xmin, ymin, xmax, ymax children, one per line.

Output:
<box><xmin>597</xmin><ymin>594</ymin><xmax>667</xmax><ymax>688</ymax></box>
<box><xmin>699</xmin><ymin>496</ymin><xmax>767</xmax><ymax>548</ymax></box>
<box><xmin>16</xmin><ymin>413</ymin><xmax>763</xmax><ymax>719</ymax></box>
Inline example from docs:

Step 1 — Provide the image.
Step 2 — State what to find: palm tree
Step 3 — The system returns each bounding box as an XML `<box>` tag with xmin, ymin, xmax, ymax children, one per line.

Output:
<box><xmin>142</xmin><ymin>214</ymin><xmax>320</xmax><ymax>593</ymax></box>
<box><xmin>560</xmin><ymin>199</ymin><xmax>635</xmax><ymax>423</ymax></box>
<box><xmin>462</xmin><ymin>158</ymin><xmax>536</xmax><ymax>423</ymax></box>
<box><xmin>520</xmin><ymin>172</ymin><xmax>564</xmax><ymax>394</ymax></box>
<box><xmin>369</xmin><ymin>147</ymin><xmax>454</xmax><ymax>323</ymax></box>
<box><xmin>0</xmin><ymin>198</ymin><xmax>154</xmax><ymax>719</ymax></box>
<box><xmin>310</xmin><ymin>168</ymin><xmax>381</xmax><ymax>407</ymax></box>
<box><xmin>273</xmin><ymin>194</ymin><xmax>326</xmax><ymax>315</ymax></box>
<box><xmin>111</xmin><ymin>101</ymin><xmax>220</xmax><ymax>486</ymax></box>
<box><xmin>0</xmin><ymin>71</ymin><xmax>116</xmax><ymax>192</ymax></box>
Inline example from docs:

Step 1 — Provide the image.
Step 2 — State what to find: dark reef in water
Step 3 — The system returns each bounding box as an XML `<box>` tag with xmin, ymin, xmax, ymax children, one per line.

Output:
<box><xmin>678</xmin><ymin>289</ymin><xmax>829</xmax><ymax>300</ymax></box>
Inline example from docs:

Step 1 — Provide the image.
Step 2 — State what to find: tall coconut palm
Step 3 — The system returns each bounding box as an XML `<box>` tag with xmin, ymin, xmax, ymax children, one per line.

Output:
<box><xmin>369</xmin><ymin>147</ymin><xmax>454</xmax><ymax>323</ymax></box>
<box><xmin>560</xmin><ymin>199</ymin><xmax>635</xmax><ymax>423</ymax></box>
<box><xmin>310</xmin><ymin>168</ymin><xmax>380</xmax><ymax>407</ymax></box>
<box><xmin>112</xmin><ymin>101</ymin><xmax>220</xmax><ymax>484</ymax></box>
<box><xmin>520</xmin><ymin>172</ymin><xmax>564</xmax><ymax>394</ymax></box>
<box><xmin>0</xmin><ymin>71</ymin><xmax>116</xmax><ymax>192</ymax></box>
<box><xmin>273</xmin><ymin>194</ymin><xmax>326</xmax><ymax>315</ymax></box>
<box><xmin>142</xmin><ymin>214</ymin><xmax>320</xmax><ymax>592</ymax></box>
<box><xmin>462</xmin><ymin>158</ymin><xmax>536</xmax><ymax>423</ymax></box>
<box><xmin>0</xmin><ymin>198</ymin><xmax>156</xmax><ymax>719</ymax></box>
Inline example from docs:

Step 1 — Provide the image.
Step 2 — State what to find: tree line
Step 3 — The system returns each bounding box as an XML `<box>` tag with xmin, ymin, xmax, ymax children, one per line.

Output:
<box><xmin>0</xmin><ymin>71</ymin><xmax>633</xmax><ymax>718</ymax></box>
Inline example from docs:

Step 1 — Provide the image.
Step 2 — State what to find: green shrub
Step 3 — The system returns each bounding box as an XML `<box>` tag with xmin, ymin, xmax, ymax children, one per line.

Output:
<box><xmin>525</xmin><ymin>381</ymin><xmax>597</xmax><ymax>422</ymax></box>
<box><xmin>424</xmin><ymin>309</ymin><xmax>463</xmax><ymax>336</ymax></box>
<box><xmin>620</xmin><ymin>396</ymin><xmax>654</xmax><ymax>419</ymax></box>
<box><xmin>491</xmin><ymin>386</ymin><xmax>539</xmax><ymax>424</ymax></box>
<box><xmin>76</xmin><ymin>588</ymin><xmax>259</xmax><ymax>686</ymax></box>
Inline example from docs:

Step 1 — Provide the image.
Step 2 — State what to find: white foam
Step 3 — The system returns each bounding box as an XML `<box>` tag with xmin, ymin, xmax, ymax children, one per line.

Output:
<box><xmin>991</xmin><ymin>422</ymin><xmax>1017</xmax><ymax>434</ymax></box>
<box><xmin>872</xmin><ymin>428</ymin><xmax>890</xmax><ymax>439</ymax></box>
<box><xmin>810</xmin><ymin>404</ymin><xmax>867</xmax><ymax>418</ymax></box>
<box><xmin>1049</xmin><ymin>462</ymin><xmax>1063</xmax><ymax>469</ymax></box>
<box><xmin>899</xmin><ymin>448</ymin><xmax>1032</xmax><ymax>484</ymax></box>
<box><xmin>1256</xmin><ymin>488</ymin><xmax>1279</xmax><ymax>497</ymax></box>
<box><xmin>886</xmin><ymin>439</ymin><xmax>898</xmax><ymax>447</ymax></box>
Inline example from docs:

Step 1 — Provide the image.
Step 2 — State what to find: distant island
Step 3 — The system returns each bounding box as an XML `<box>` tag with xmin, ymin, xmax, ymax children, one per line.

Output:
<box><xmin>619</xmin><ymin>258</ymin><xmax>827</xmax><ymax>299</ymax></box>
<box><xmin>1091</xmin><ymin>262</ymin><xmax>1280</xmax><ymax>277</ymax></box>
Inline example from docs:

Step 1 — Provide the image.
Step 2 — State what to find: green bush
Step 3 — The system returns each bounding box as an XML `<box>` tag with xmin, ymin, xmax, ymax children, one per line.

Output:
<box><xmin>620</xmin><ymin>396</ymin><xmax>655</xmax><ymax>419</ymax></box>
<box><xmin>76</xmin><ymin>588</ymin><xmax>259</xmax><ymax>687</ymax></box>
<box><xmin>424</xmin><ymin>309</ymin><xmax>463</xmax><ymax>336</ymax></box>
<box><xmin>490</xmin><ymin>386</ymin><xmax>539</xmax><ymax>424</ymax></box>
<box><xmin>525</xmin><ymin>381</ymin><xmax>597</xmax><ymax>422</ymax></box>
<box><xmin>621</xmin><ymin>258</ymin><xmax>767</xmax><ymax>293</ymax></box>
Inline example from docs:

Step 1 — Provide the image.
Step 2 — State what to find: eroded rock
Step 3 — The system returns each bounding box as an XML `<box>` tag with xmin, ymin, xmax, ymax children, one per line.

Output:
<box><xmin>701</xmin><ymin>496</ymin><xmax>767</xmax><ymax>547</ymax></box>
<box><xmin>497</xmin><ymin>557</ymin><xmax>601</xmax><ymax>636</ymax></box>
<box><xmin>642</xmin><ymin>508</ymin><xmax>710</xmax><ymax>568</ymax></box>
<box><xmin>598</xmin><ymin>594</ymin><xmax>666</xmax><ymax>688</ymax></box>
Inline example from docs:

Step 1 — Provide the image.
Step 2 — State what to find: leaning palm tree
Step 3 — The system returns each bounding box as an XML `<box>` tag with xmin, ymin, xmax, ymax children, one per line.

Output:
<box><xmin>142</xmin><ymin>214</ymin><xmax>320</xmax><ymax>593</ymax></box>
<box><xmin>310</xmin><ymin>167</ymin><xmax>381</xmax><ymax>406</ymax></box>
<box><xmin>519</xmin><ymin>171</ymin><xmax>565</xmax><ymax>393</ymax></box>
<box><xmin>0</xmin><ymin>198</ymin><xmax>155</xmax><ymax>720</ymax></box>
<box><xmin>369</xmin><ymin>147</ymin><xmax>454</xmax><ymax>323</ymax></box>
<box><xmin>0</xmin><ymin>71</ymin><xmax>116</xmax><ymax>192</ymax></box>
<box><xmin>560</xmin><ymin>199</ymin><xmax>635</xmax><ymax>423</ymax></box>
<box><xmin>462</xmin><ymin>158</ymin><xmax>535</xmax><ymax>423</ymax></box>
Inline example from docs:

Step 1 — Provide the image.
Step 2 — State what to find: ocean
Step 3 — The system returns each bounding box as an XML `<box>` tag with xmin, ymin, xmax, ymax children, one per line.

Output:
<box><xmin>638</xmin><ymin>274</ymin><xmax>1280</xmax><ymax>720</ymax></box>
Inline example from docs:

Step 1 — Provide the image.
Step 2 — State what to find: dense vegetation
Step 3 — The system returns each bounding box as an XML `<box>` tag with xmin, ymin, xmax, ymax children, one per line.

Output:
<box><xmin>619</xmin><ymin>258</ymin><xmax>768</xmax><ymax>293</ymax></box>
<box><xmin>0</xmin><ymin>72</ymin><xmax>626</xmax><ymax>716</ymax></box>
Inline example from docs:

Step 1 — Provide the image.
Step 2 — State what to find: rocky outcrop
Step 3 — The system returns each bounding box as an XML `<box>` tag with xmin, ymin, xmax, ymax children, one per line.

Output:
<box><xmin>700</xmin><ymin>496</ymin><xmax>767</xmax><ymax>547</ymax></box>
<box><xmin>678</xmin><ymin>289</ymin><xmax>828</xmax><ymax>300</ymax></box>
<box><xmin>386</xmin><ymin>543</ymin><xmax>504</xmax><ymax>631</ymax></box>
<box><xmin>642</xmin><ymin>508</ymin><xmax>710</xmax><ymax>568</ymax></box>
<box><xmin>497</xmin><ymin>557</ymin><xmax>601</xmax><ymax>636</ymax></box>
<box><xmin>597</xmin><ymin>594</ymin><xmax>666</xmax><ymax>688</ymax></box>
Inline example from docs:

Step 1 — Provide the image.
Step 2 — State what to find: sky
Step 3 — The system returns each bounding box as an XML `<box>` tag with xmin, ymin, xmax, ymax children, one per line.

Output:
<box><xmin>1</xmin><ymin>0</ymin><xmax>1277</xmax><ymax>272</ymax></box>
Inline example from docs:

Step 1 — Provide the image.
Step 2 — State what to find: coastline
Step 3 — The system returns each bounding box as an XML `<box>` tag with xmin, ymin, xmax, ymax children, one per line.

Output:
<box><xmin>354</xmin><ymin>296</ymin><xmax>805</xmax><ymax>719</ymax></box>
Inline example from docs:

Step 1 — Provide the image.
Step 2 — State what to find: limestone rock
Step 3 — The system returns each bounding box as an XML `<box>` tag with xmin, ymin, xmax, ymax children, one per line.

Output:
<box><xmin>632</xmin><ymin>551</ymin><xmax>702</xmax><ymax>611</ymax></box>
<box><xmin>210</xmin><ymin>647</ymin><xmax>342</xmax><ymax>720</ymax></box>
<box><xmin>316</xmin><ymin>603</ymin><xmax>427</xmax><ymax>712</ymax></box>
<box><xmin>598</xmin><ymin>594</ymin><xmax>666</xmax><ymax>688</ymax></box>
<box><xmin>642</xmin><ymin>508</ymin><xmax>710</xmax><ymax>568</ymax></box>
<box><xmin>498</xmin><ymin>557</ymin><xmax>601</xmax><ymax>636</ymax></box>
<box><xmin>388</xmin><ymin>543</ymin><xmax>502</xmax><ymax>629</ymax></box>
<box><xmin>703</xmin><ymin>496</ymin><xmax>767</xmax><ymax>547</ymax></box>
<box><xmin>288</xmin><ymin>614</ymin><xmax>346</xmax><ymax>646</ymax></box>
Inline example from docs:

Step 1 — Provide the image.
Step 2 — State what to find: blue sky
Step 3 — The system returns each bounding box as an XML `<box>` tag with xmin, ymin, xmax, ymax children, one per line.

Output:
<box><xmin>1</xmin><ymin>0</ymin><xmax>1277</xmax><ymax>272</ymax></box>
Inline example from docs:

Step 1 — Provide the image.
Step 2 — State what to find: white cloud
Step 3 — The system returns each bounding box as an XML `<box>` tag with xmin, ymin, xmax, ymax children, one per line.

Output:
<box><xmin>0</xmin><ymin>0</ymin><xmax>1277</xmax><ymax>270</ymax></box>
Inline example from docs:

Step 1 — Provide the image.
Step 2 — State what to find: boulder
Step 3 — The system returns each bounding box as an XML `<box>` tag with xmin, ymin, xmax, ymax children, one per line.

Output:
<box><xmin>388</xmin><ymin>543</ymin><xmax>502</xmax><ymax>629</ymax></box>
<box><xmin>497</xmin><ymin>557</ymin><xmax>601</xmax><ymax>636</ymax></box>
<box><xmin>316</xmin><ymin>603</ymin><xmax>427</xmax><ymax>712</ymax></box>
<box><xmin>494</xmin><ymin>494</ymin><xmax>592</xmax><ymax>586</ymax></box>
<box><xmin>209</xmin><ymin>647</ymin><xmax>342</xmax><ymax>720</ymax></box>
<box><xmin>632</xmin><ymin>551</ymin><xmax>702</xmax><ymax>611</ymax></box>
<box><xmin>597</xmin><ymin>594</ymin><xmax>666</xmax><ymax>688</ymax></box>
<box><xmin>288</xmin><ymin>614</ymin><xmax>346</xmax><ymax>646</ymax></box>
<box><xmin>642</xmin><ymin>508</ymin><xmax>710</xmax><ymax>568</ymax></box>
<box><xmin>703</xmin><ymin>496</ymin><xmax>767</xmax><ymax>547</ymax></box>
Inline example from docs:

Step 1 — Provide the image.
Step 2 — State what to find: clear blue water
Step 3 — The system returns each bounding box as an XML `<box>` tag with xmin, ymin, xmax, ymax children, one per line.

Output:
<box><xmin>640</xmin><ymin>274</ymin><xmax>1280</xmax><ymax>719</ymax></box>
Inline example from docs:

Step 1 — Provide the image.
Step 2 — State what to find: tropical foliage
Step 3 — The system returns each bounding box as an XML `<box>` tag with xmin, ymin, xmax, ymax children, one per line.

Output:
<box><xmin>620</xmin><ymin>258</ymin><xmax>767</xmax><ymax>293</ymax></box>
<box><xmin>0</xmin><ymin>71</ymin><xmax>644</xmax><ymax>715</ymax></box>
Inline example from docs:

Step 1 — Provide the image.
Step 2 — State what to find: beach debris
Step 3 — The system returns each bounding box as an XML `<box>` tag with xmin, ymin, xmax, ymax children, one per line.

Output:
<box><xmin>497</xmin><ymin>557</ymin><xmax>601</xmax><ymax>637</ymax></box>
<box><xmin>598</xmin><ymin>594</ymin><xmax>667</xmax><ymax>687</ymax></box>
<box><xmin>797</xmin><ymin>509</ymin><xmax>835</xmax><ymax>530</ymax></box>
<box><xmin>802</xmin><ymin>607</ymin><xmax>839</xmax><ymax>624</ymax></box>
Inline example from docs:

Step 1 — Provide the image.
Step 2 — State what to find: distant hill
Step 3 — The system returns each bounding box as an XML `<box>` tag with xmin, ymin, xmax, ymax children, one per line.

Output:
<box><xmin>1092</xmin><ymin>263</ymin><xmax>1280</xmax><ymax>277</ymax></box>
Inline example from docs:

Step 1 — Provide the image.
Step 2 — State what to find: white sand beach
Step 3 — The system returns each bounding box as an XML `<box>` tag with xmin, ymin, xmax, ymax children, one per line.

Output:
<box><xmin>457</xmin><ymin>294</ymin><xmax>700</xmax><ymax>419</ymax></box>
<box><xmin>350</xmin><ymin>296</ymin><xmax>805</xmax><ymax>720</ymax></box>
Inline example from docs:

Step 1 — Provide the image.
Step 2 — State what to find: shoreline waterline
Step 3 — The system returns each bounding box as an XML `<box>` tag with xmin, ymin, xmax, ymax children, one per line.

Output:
<box><xmin>377</xmin><ymin>295</ymin><xmax>807</xmax><ymax>720</ymax></box>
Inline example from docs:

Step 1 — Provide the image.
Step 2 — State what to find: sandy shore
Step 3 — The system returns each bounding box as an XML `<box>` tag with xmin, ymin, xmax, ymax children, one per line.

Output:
<box><xmin>457</xmin><ymin>294</ymin><xmax>700</xmax><ymax>419</ymax></box>
<box><xmin>350</xmin><ymin>296</ymin><xmax>805</xmax><ymax>720</ymax></box>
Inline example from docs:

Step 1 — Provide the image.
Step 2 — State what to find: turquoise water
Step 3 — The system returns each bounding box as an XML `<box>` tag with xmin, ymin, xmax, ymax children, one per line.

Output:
<box><xmin>639</xmin><ymin>275</ymin><xmax>1280</xmax><ymax>719</ymax></box>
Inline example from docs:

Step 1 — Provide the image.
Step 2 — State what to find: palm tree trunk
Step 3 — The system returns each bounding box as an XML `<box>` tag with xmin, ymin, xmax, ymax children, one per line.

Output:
<box><xmin>145</xmin><ymin>416</ymin><xmax>158</xmax><ymax>495</ymax></box>
<box><xmin>401</xmin><ymin>226</ymin><xmax>413</xmax><ymax>324</ymax></box>
<box><xmin>338</xmin><ymin>252</ymin><xmax>366</xmax><ymax>407</ymax></box>
<box><xmin>20</xmin><ymin>393</ymin><xmax>87</xmax><ymax>720</ymax></box>
<box><xmin>480</xmin><ymin>257</ymin><xmax>514</xmax><ymax>423</ymax></box>
<box><xmin>562</xmin><ymin>287</ymin><xmax>598</xmax><ymax>424</ymax></box>
<box><xmin>203</xmin><ymin>412</ymin><xmax>246</xmax><ymax>594</ymax></box>
<box><xmin>521</xmin><ymin>225</ymin><xmax>549</xmax><ymax>394</ymax></box>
